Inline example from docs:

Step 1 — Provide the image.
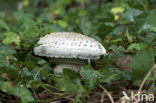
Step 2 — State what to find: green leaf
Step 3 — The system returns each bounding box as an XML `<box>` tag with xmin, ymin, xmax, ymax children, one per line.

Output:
<box><xmin>76</xmin><ymin>0</ymin><xmax>89</xmax><ymax>3</ymax></box>
<box><xmin>54</xmin><ymin>70</ymin><xmax>87</xmax><ymax>93</ymax></box>
<box><xmin>3</xmin><ymin>31</ymin><xmax>20</xmax><ymax>45</ymax></box>
<box><xmin>57</xmin><ymin>20</ymin><xmax>67</xmax><ymax>29</ymax></box>
<box><xmin>150</xmin><ymin>27</ymin><xmax>156</xmax><ymax>32</ymax></box>
<box><xmin>0</xmin><ymin>81</ymin><xmax>34</xmax><ymax>103</ymax></box>
<box><xmin>149</xmin><ymin>83</ymin><xmax>156</xmax><ymax>93</ymax></box>
<box><xmin>0</xmin><ymin>43</ymin><xmax>16</xmax><ymax>60</ymax></box>
<box><xmin>41</xmin><ymin>23</ymin><xmax>62</xmax><ymax>34</ymax></box>
<box><xmin>0</xmin><ymin>12</ymin><xmax>5</xmax><ymax>19</ymax></box>
<box><xmin>127</xmin><ymin>43</ymin><xmax>146</xmax><ymax>51</ymax></box>
<box><xmin>146</xmin><ymin>10</ymin><xmax>156</xmax><ymax>27</ymax></box>
<box><xmin>80</xmin><ymin>65</ymin><xmax>122</xmax><ymax>90</ymax></box>
<box><xmin>63</xmin><ymin>69</ymin><xmax>78</xmax><ymax>80</ymax></box>
<box><xmin>79</xmin><ymin>16</ymin><xmax>93</xmax><ymax>35</ymax></box>
<box><xmin>24</xmin><ymin>54</ymin><xmax>39</xmax><ymax>70</ymax></box>
<box><xmin>56</xmin><ymin>0</ymin><xmax>71</xmax><ymax>7</ymax></box>
<box><xmin>13</xmin><ymin>11</ymin><xmax>34</xmax><ymax>23</ymax></box>
<box><xmin>109</xmin><ymin>45</ymin><xmax>125</xmax><ymax>59</ymax></box>
<box><xmin>80</xmin><ymin>65</ymin><xmax>102</xmax><ymax>90</ymax></box>
<box><xmin>29</xmin><ymin>80</ymin><xmax>45</xmax><ymax>88</ymax></box>
<box><xmin>0</xmin><ymin>67</ymin><xmax>18</xmax><ymax>80</ymax></box>
<box><xmin>119</xmin><ymin>8</ymin><xmax>143</xmax><ymax>24</ymax></box>
<box><xmin>0</xmin><ymin>19</ymin><xmax>9</xmax><ymax>30</ymax></box>
<box><xmin>21</xmin><ymin>25</ymin><xmax>39</xmax><ymax>39</ymax></box>
<box><xmin>99</xmin><ymin>69</ymin><xmax>123</xmax><ymax>83</ymax></box>
<box><xmin>54</xmin><ymin>76</ymin><xmax>78</xmax><ymax>92</ymax></box>
<box><xmin>130</xmin><ymin>49</ymin><xmax>153</xmax><ymax>80</ymax></box>
<box><xmin>125</xmin><ymin>29</ymin><xmax>135</xmax><ymax>43</ymax></box>
<box><xmin>78</xmin><ymin>10</ymin><xmax>86</xmax><ymax>16</ymax></box>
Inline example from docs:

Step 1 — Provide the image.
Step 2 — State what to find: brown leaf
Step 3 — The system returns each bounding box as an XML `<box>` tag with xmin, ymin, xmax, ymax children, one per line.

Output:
<box><xmin>8</xmin><ymin>82</ymin><xmax>15</xmax><ymax>88</ymax></box>
<box><xmin>1</xmin><ymin>73</ymin><xmax>10</xmax><ymax>80</ymax></box>
<box><xmin>115</xmin><ymin>56</ymin><xmax>132</xmax><ymax>72</ymax></box>
<box><xmin>38</xmin><ymin>91</ymin><xmax>54</xmax><ymax>99</ymax></box>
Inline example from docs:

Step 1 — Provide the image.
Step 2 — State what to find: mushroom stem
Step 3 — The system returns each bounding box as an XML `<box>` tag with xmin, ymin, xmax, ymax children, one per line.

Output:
<box><xmin>54</xmin><ymin>63</ymin><xmax>81</xmax><ymax>73</ymax></box>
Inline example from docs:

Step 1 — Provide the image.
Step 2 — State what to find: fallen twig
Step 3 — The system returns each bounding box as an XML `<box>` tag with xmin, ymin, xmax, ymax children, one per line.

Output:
<box><xmin>138</xmin><ymin>64</ymin><xmax>156</xmax><ymax>93</ymax></box>
<box><xmin>99</xmin><ymin>85</ymin><xmax>115</xmax><ymax>103</ymax></box>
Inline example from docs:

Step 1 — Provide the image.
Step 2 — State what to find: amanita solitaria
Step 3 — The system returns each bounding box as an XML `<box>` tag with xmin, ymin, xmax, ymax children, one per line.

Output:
<box><xmin>34</xmin><ymin>32</ymin><xmax>106</xmax><ymax>73</ymax></box>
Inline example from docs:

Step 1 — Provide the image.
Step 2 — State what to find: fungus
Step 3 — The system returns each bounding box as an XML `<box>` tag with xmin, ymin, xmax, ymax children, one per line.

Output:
<box><xmin>34</xmin><ymin>32</ymin><xmax>106</xmax><ymax>73</ymax></box>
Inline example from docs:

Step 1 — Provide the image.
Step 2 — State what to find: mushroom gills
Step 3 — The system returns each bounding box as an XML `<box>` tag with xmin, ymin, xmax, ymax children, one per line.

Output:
<box><xmin>51</xmin><ymin>58</ymin><xmax>88</xmax><ymax>65</ymax></box>
<box><xmin>51</xmin><ymin>58</ymin><xmax>88</xmax><ymax>73</ymax></box>
<box><xmin>54</xmin><ymin>63</ymin><xmax>82</xmax><ymax>73</ymax></box>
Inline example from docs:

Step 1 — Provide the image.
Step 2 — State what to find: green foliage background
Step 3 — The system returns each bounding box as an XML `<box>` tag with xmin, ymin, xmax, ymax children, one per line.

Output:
<box><xmin>0</xmin><ymin>0</ymin><xmax>156</xmax><ymax>102</ymax></box>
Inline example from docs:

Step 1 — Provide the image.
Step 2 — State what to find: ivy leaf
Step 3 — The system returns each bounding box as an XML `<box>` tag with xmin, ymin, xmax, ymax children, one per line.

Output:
<box><xmin>41</xmin><ymin>23</ymin><xmax>62</xmax><ymax>35</ymax></box>
<box><xmin>127</xmin><ymin>43</ymin><xmax>146</xmax><ymax>51</ymax></box>
<box><xmin>0</xmin><ymin>81</ymin><xmax>34</xmax><ymax>103</ymax></box>
<box><xmin>54</xmin><ymin>76</ymin><xmax>78</xmax><ymax>92</ymax></box>
<box><xmin>13</xmin><ymin>11</ymin><xmax>34</xmax><ymax>23</ymax></box>
<box><xmin>109</xmin><ymin>45</ymin><xmax>125</xmax><ymax>59</ymax></box>
<box><xmin>57</xmin><ymin>20</ymin><xmax>67</xmax><ymax>29</ymax></box>
<box><xmin>56</xmin><ymin>0</ymin><xmax>71</xmax><ymax>7</ymax></box>
<box><xmin>76</xmin><ymin>0</ymin><xmax>89</xmax><ymax>3</ymax></box>
<box><xmin>130</xmin><ymin>49</ymin><xmax>153</xmax><ymax>80</ymax></box>
<box><xmin>0</xmin><ymin>19</ymin><xmax>10</xmax><ymax>30</ymax></box>
<box><xmin>150</xmin><ymin>27</ymin><xmax>156</xmax><ymax>32</ymax></box>
<box><xmin>119</xmin><ymin>8</ymin><xmax>143</xmax><ymax>24</ymax></box>
<box><xmin>80</xmin><ymin>65</ymin><xmax>102</xmax><ymax>90</ymax></box>
<box><xmin>3</xmin><ymin>31</ymin><xmax>20</xmax><ymax>46</ymax></box>
<box><xmin>0</xmin><ymin>43</ymin><xmax>16</xmax><ymax>60</ymax></box>
<box><xmin>80</xmin><ymin>65</ymin><xmax>129</xmax><ymax>90</ymax></box>
<box><xmin>63</xmin><ymin>69</ymin><xmax>78</xmax><ymax>80</ymax></box>
<box><xmin>145</xmin><ymin>10</ymin><xmax>156</xmax><ymax>27</ymax></box>
<box><xmin>99</xmin><ymin>69</ymin><xmax>123</xmax><ymax>83</ymax></box>
<box><xmin>0</xmin><ymin>67</ymin><xmax>18</xmax><ymax>80</ymax></box>
<box><xmin>0</xmin><ymin>12</ymin><xmax>5</xmax><ymax>19</ymax></box>
<box><xmin>21</xmin><ymin>25</ymin><xmax>39</xmax><ymax>39</ymax></box>
<box><xmin>54</xmin><ymin>70</ymin><xmax>87</xmax><ymax>93</ymax></box>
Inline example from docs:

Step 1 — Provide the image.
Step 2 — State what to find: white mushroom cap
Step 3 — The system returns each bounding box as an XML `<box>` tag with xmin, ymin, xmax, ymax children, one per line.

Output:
<box><xmin>34</xmin><ymin>32</ymin><xmax>106</xmax><ymax>60</ymax></box>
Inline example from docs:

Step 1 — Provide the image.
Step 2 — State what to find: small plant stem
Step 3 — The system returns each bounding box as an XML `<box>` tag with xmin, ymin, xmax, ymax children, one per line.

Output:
<box><xmin>31</xmin><ymin>86</ymin><xmax>40</xmax><ymax>101</ymax></box>
<box><xmin>101</xmin><ymin>91</ymin><xmax>105</xmax><ymax>103</ymax></box>
<box><xmin>42</xmin><ymin>86</ymin><xmax>67</xmax><ymax>96</ymax></box>
<box><xmin>99</xmin><ymin>85</ymin><xmax>115</xmax><ymax>103</ymax></box>
<box><xmin>80</xmin><ymin>0</ymin><xmax>85</xmax><ymax>8</ymax></box>
<box><xmin>138</xmin><ymin>64</ymin><xmax>156</xmax><ymax>93</ymax></box>
<box><xmin>97</xmin><ymin>0</ymin><xmax>102</xmax><ymax>10</ymax></box>
<box><xmin>34</xmin><ymin>67</ymin><xmax>43</xmax><ymax>80</ymax></box>
<box><xmin>147</xmin><ymin>35</ymin><xmax>156</xmax><ymax>48</ymax></box>
<box><xmin>76</xmin><ymin>24</ymin><xmax>84</xmax><ymax>34</ymax></box>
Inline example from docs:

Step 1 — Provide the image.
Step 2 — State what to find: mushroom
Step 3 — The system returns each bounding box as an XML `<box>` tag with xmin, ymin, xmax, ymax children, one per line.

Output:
<box><xmin>34</xmin><ymin>32</ymin><xmax>106</xmax><ymax>73</ymax></box>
